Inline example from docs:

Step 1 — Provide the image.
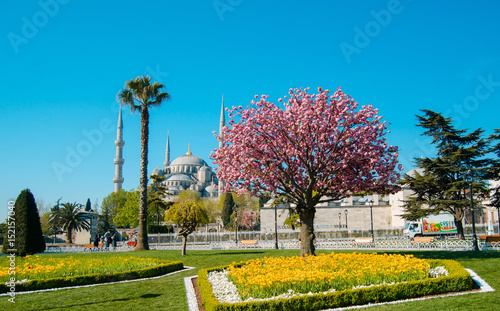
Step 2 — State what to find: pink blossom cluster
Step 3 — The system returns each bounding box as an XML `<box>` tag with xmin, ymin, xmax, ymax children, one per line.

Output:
<box><xmin>211</xmin><ymin>87</ymin><xmax>402</xmax><ymax>203</ymax></box>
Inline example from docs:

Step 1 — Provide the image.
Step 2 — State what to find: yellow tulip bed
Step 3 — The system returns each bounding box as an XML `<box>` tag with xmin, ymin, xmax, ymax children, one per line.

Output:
<box><xmin>0</xmin><ymin>255</ymin><xmax>167</xmax><ymax>282</ymax></box>
<box><xmin>226</xmin><ymin>252</ymin><xmax>431</xmax><ymax>300</ymax></box>
<box><xmin>0</xmin><ymin>254</ymin><xmax>183</xmax><ymax>293</ymax></box>
<box><xmin>198</xmin><ymin>252</ymin><xmax>473</xmax><ymax>310</ymax></box>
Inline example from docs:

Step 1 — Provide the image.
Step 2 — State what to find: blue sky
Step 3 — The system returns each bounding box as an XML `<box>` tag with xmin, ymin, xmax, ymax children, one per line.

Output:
<box><xmin>1</xmin><ymin>0</ymin><xmax>500</xmax><ymax>221</ymax></box>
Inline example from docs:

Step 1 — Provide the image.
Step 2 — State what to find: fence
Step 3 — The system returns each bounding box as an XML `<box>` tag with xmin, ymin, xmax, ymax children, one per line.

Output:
<box><xmin>46</xmin><ymin>230</ymin><xmax>500</xmax><ymax>253</ymax></box>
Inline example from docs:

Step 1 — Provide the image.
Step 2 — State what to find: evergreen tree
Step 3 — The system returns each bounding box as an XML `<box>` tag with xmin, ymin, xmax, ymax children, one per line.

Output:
<box><xmin>399</xmin><ymin>110</ymin><xmax>490</xmax><ymax>240</ymax></box>
<box><xmin>148</xmin><ymin>174</ymin><xmax>170</xmax><ymax>231</ymax></box>
<box><xmin>2</xmin><ymin>189</ymin><xmax>46</xmax><ymax>256</ymax></box>
<box><xmin>85</xmin><ymin>198</ymin><xmax>92</xmax><ymax>211</ymax></box>
<box><xmin>487</xmin><ymin>129</ymin><xmax>500</xmax><ymax>232</ymax></box>
<box><xmin>98</xmin><ymin>203</ymin><xmax>114</xmax><ymax>236</ymax></box>
<box><xmin>221</xmin><ymin>192</ymin><xmax>235</xmax><ymax>228</ymax></box>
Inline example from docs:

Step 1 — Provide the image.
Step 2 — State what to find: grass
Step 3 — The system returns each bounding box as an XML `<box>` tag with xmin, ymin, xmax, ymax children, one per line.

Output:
<box><xmin>0</xmin><ymin>249</ymin><xmax>498</xmax><ymax>311</ymax></box>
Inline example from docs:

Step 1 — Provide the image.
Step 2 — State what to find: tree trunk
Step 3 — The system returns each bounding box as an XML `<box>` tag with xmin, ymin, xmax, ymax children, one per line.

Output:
<box><xmin>455</xmin><ymin>217</ymin><xmax>465</xmax><ymax>240</ymax></box>
<box><xmin>181</xmin><ymin>234</ymin><xmax>187</xmax><ymax>256</ymax></box>
<box><xmin>298</xmin><ymin>206</ymin><xmax>316</xmax><ymax>256</ymax></box>
<box><xmin>66</xmin><ymin>228</ymin><xmax>72</xmax><ymax>244</ymax></box>
<box><xmin>135</xmin><ymin>107</ymin><xmax>150</xmax><ymax>251</ymax></box>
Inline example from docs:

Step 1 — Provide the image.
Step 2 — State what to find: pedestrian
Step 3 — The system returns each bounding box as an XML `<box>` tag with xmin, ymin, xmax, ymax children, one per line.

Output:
<box><xmin>111</xmin><ymin>232</ymin><xmax>117</xmax><ymax>249</ymax></box>
<box><xmin>104</xmin><ymin>230</ymin><xmax>112</xmax><ymax>249</ymax></box>
<box><xmin>93</xmin><ymin>234</ymin><xmax>99</xmax><ymax>249</ymax></box>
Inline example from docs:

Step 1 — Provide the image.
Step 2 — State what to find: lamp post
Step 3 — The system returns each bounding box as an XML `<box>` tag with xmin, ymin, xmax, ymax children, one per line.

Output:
<box><xmin>467</xmin><ymin>170</ymin><xmax>479</xmax><ymax>251</ymax></box>
<box><xmin>369</xmin><ymin>200</ymin><xmax>374</xmax><ymax>243</ymax></box>
<box><xmin>338</xmin><ymin>212</ymin><xmax>341</xmax><ymax>229</ymax></box>
<box><xmin>274</xmin><ymin>201</ymin><xmax>279</xmax><ymax>249</ymax></box>
<box><xmin>250</xmin><ymin>211</ymin><xmax>254</xmax><ymax>239</ymax></box>
<box><xmin>344</xmin><ymin>209</ymin><xmax>348</xmax><ymax>237</ymax></box>
<box><xmin>235</xmin><ymin>216</ymin><xmax>238</xmax><ymax>244</ymax></box>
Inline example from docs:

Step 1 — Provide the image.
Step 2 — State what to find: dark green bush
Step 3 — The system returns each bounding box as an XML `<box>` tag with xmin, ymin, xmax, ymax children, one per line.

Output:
<box><xmin>0</xmin><ymin>261</ymin><xmax>183</xmax><ymax>293</ymax></box>
<box><xmin>198</xmin><ymin>259</ymin><xmax>473</xmax><ymax>311</ymax></box>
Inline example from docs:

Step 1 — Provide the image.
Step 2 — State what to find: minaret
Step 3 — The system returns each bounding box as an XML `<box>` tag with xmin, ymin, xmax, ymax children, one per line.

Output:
<box><xmin>164</xmin><ymin>131</ymin><xmax>170</xmax><ymax>168</ymax></box>
<box><xmin>113</xmin><ymin>105</ymin><xmax>125</xmax><ymax>192</ymax></box>
<box><xmin>218</xmin><ymin>95</ymin><xmax>225</xmax><ymax>197</ymax></box>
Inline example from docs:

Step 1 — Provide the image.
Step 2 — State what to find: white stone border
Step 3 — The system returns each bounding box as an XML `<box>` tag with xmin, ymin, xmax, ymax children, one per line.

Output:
<box><xmin>0</xmin><ymin>266</ymin><xmax>195</xmax><ymax>296</ymax></box>
<box><xmin>184</xmin><ymin>268</ymin><xmax>494</xmax><ymax>311</ymax></box>
<box><xmin>185</xmin><ymin>276</ymin><xmax>200</xmax><ymax>311</ymax></box>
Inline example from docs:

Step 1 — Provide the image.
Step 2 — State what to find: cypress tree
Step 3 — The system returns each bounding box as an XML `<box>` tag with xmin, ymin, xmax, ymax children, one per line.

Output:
<box><xmin>2</xmin><ymin>189</ymin><xmax>46</xmax><ymax>256</ymax></box>
<box><xmin>221</xmin><ymin>192</ymin><xmax>235</xmax><ymax>228</ymax></box>
<box><xmin>85</xmin><ymin>198</ymin><xmax>92</xmax><ymax>211</ymax></box>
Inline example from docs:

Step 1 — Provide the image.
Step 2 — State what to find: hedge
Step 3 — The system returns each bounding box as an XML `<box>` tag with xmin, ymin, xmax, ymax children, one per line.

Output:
<box><xmin>198</xmin><ymin>259</ymin><xmax>473</xmax><ymax>311</ymax></box>
<box><xmin>0</xmin><ymin>260</ymin><xmax>183</xmax><ymax>293</ymax></box>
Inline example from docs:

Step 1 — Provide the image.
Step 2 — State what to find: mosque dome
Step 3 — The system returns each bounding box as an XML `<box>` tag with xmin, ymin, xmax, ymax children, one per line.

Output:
<box><xmin>170</xmin><ymin>143</ymin><xmax>207</xmax><ymax>167</ymax></box>
<box><xmin>205</xmin><ymin>184</ymin><xmax>217</xmax><ymax>194</ymax></box>
<box><xmin>152</xmin><ymin>166</ymin><xmax>161</xmax><ymax>175</ymax></box>
<box><xmin>170</xmin><ymin>154</ymin><xmax>207</xmax><ymax>167</ymax></box>
<box><xmin>166</xmin><ymin>174</ymin><xmax>194</xmax><ymax>182</ymax></box>
<box><xmin>405</xmin><ymin>168</ymin><xmax>425</xmax><ymax>177</ymax></box>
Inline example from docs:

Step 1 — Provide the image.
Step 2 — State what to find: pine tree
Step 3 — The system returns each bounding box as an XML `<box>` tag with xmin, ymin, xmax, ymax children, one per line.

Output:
<box><xmin>2</xmin><ymin>189</ymin><xmax>46</xmax><ymax>256</ymax></box>
<box><xmin>221</xmin><ymin>192</ymin><xmax>235</xmax><ymax>228</ymax></box>
<box><xmin>487</xmin><ymin>129</ymin><xmax>500</xmax><ymax>232</ymax></box>
<box><xmin>399</xmin><ymin>110</ymin><xmax>490</xmax><ymax>240</ymax></box>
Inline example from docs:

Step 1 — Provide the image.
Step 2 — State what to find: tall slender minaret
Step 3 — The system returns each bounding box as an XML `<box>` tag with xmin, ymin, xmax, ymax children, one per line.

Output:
<box><xmin>218</xmin><ymin>95</ymin><xmax>225</xmax><ymax>197</ymax></box>
<box><xmin>113</xmin><ymin>105</ymin><xmax>125</xmax><ymax>192</ymax></box>
<box><xmin>164</xmin><ymin>131</ymin><xmax>170</xmax><ymax>168</ymax></box>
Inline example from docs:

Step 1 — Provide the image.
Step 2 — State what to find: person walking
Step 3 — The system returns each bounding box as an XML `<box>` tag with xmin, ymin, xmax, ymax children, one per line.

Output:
<box><xmin>93</xmin><ymin>234</ymin><xmax>99</xmax><ymax>250</ymax></box>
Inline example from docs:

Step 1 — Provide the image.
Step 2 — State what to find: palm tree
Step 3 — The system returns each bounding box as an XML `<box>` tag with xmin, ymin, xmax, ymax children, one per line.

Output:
<box><xmin>118</xmin><ymin>75</ymin><xmax>170</xmax><ymax>250</ymax></box>
<box><xmin>56</xmin><ymin>202</ymin><xmax>90</xmax><ymax>244</ymax></box>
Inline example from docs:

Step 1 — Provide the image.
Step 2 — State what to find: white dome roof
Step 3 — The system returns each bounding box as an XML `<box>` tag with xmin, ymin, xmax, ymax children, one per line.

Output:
<box><xmin>406</xmin><ymin>168</ymin><xmax>424</xmax><ymax>177</ymax></box>
<box><xmin>205</xmin><ymin>184</ymin><xmax>217</xmax><ymax>193</ymax></box>
<box><xmin>166</xmin><ymin>174</ymin><xmax>194</xmax><ymax>182</ymax></box>
<box><xmin>170</xmin><ymin>154</ymin><xmax>207</xmax><ymax>167</ymax></box>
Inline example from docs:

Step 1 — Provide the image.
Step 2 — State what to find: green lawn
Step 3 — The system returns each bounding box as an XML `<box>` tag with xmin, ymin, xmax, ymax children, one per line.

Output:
<box><xmin>1</xmin><ymin>249</ymin><xmax>498</xmax><ymax>311</ymax></box>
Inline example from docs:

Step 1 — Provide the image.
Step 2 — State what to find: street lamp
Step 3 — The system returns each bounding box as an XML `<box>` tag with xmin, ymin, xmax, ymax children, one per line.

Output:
<box><xmin>369</xmin><ymin>199</ymin><xmax>374</xmax><ymax>243</ymax></box>
<box><xmin>344</xmin><ymin>209</ymin><xmax>348</xmax><ymax>237</ymax></box>
<box><xmin>235</xmin><ymin>215</ymin><xmax>238</xmax><ymax>245</ymax></box>
<box><xmin>467</xmin><ymin>170</ymin><xmax>479</xmax><ymax>251</ymax></box>
<box><xmin>274</xmin><ymin>201</ymin><xmax>279</xmax><ymax>249</ymax></box>
<box><xmin>338</xmin><ymin>212</ymin><xmax>341</xmax><ymax>229</ymax></box>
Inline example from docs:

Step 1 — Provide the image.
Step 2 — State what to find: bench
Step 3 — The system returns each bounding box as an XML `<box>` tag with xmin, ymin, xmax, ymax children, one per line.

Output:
<box><xmin>85</xmin><ymin>243</ymin><xmax>103</xmax><ymax>251</ymax></box>
<box><xmin>412</xmin><ymin>236</ymin><xmax>434</xmax><ymax>243</ymax></box>
<box><xmin>354</xmin><ymin>237</ymin><xmax>373</xmax><ymax>243</ymax></box>
<box><xmin>240</xmin><ymin>240</ymin><xmax>258</xmax><ymax>247</ymax></box>
<box><xmin>480</xmin><ymin>235</ymin><xmax>500</xmax><ymax>250</ymax></box>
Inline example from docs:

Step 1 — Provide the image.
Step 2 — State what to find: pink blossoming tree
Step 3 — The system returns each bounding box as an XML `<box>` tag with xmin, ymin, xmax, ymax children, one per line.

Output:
<box><xmin>211</xmin><ymin>87</ymin><xmax>402</xmax><ymax>256</ymax></box>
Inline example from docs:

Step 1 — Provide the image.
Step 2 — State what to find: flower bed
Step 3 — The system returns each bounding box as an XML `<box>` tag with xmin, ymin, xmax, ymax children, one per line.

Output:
<box><xmin>198</xmin><ymin>253</ymin><xmax>473</xmax><ymax>311</ymax></box>
<box><xmin>0</xmin><ymin>255</ymin><xmax>183</xmax><ymax>293</ymax></box>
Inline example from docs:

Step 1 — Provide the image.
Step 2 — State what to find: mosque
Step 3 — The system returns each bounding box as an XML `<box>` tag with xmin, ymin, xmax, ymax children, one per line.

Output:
<box><xmin>112</xmin><ymin>98</ymin><xmax>225</xmax><ymax>199</ymax></box>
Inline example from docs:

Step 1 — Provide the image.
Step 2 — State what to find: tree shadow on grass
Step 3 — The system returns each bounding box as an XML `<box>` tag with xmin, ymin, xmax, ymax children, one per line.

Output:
<box><xmin>28</xmin><ymin>298</ymin><xmax>132</xmax><ymax>311</ymax></box>
<box><xmin>28</xmin><ymin>293</ymin><xmax>163</xmax><ymax>311</ymax></box>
